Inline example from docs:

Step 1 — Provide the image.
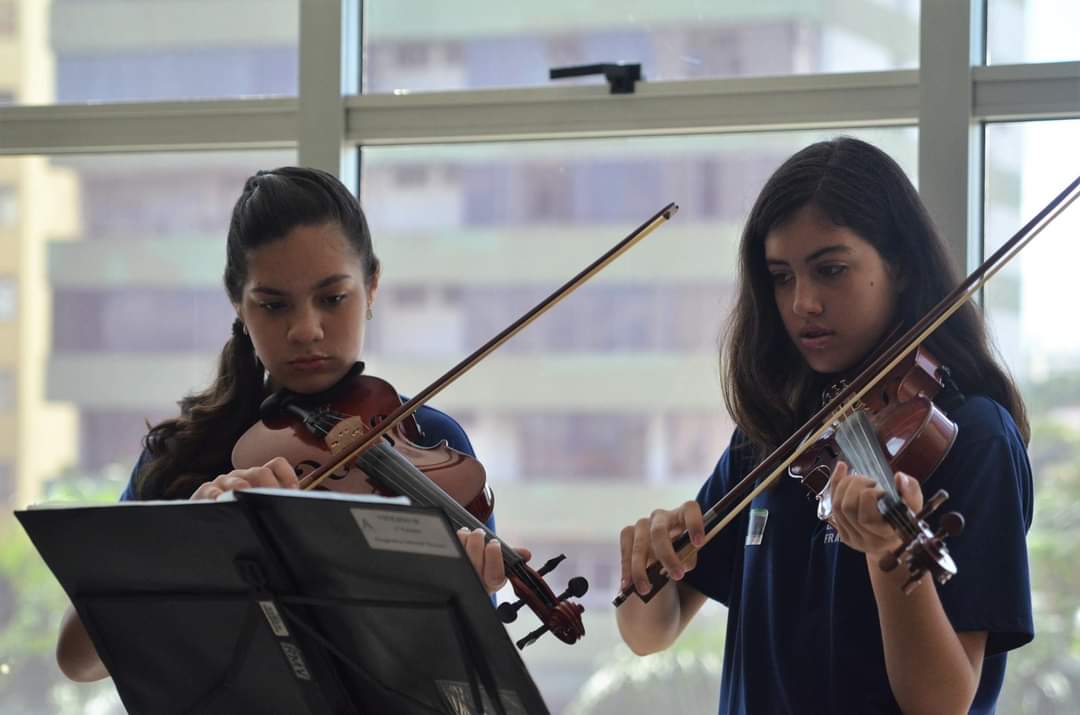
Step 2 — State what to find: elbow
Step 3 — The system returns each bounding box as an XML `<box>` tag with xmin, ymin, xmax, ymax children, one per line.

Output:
<box><xmin>56</xmin><ymin>648</ymin><xmax>87</xmax><ymax>683</ymax></box>
<box><xmin>56</xmin><ymin>617</ymin><xmax>108</xmax><ymax>683</ymax></box>
<box><xmin>624</xmin><ymin>637</ymin><xmax>663</xmax><ymax>657</ymax></box>
<box><xmin>615</xmin><ymin>613</ymin><xmax>675</xmax><ymax>656</ymax></box>
<box><xmin>899</xmin><ymin>677</ymin><xmax>978</xmax><ymax>715</ymax></box>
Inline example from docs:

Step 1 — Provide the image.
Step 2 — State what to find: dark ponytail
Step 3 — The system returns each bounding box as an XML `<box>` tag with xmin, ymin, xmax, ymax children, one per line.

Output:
<box><xmin>133</xmin><ymin>167</ymin><xmax>379</xmax><ymax>499</ymax></box>
<box><xmin>136</xmin><ymin>320</ymin><xmax>265</xmax><ymax>498</ymax></box>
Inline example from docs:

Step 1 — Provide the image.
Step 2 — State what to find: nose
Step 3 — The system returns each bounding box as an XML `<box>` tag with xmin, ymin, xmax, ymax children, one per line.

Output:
<box><xmin>287</xmin><ymin>304</ymin><xmax>324</xmax><ymax>344</ymax></box>
<box><xmin>792</xmin><ymin>279</ymin><xmax>824</xmax><ymax>318</ymax></box>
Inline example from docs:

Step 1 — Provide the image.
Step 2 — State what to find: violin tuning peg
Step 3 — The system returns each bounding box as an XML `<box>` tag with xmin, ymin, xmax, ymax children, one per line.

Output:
<box><xmin>537</xmin><ymin>554</ymin><xmax>567</xmax><ymax>577</ymax></box>
<box><xmin>555</xmin><ymin>577</ymin><xmax>589</xmax><ymax>602</ymax></box>
<box><xmin>516</xmin><ymin>623</ymin><xmax>550</xmax><ymax>650</ymax></box>
<box><xmin>915</xmin><ymin>489</ymin><xmax>949</xmax><ymax>521</ymax></box>
<box><xmin>935</xmin><ymin>512</ymin><xmax>964</xmax><ymax>539</ymax></box>
<box><xmin>565</xmin><ymin>576</ymin><xmax>589</xmax><ymax>599</ymax></box>
<box><xmin>496</xmin><ymin>598</ymin><xmax>526</xmax><ymax>624</ymax></box>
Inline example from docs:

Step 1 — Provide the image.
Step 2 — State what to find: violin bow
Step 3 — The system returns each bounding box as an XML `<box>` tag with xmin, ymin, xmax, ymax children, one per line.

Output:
<box><xmin>300</xmin><ymin>202</ymin><xmax>680</xmax><ymax>489</ymax></box>
<box><xmin>614</xmin><ymin>173</ymin><xmax>1080</xmax><ymax>606</ymax></box>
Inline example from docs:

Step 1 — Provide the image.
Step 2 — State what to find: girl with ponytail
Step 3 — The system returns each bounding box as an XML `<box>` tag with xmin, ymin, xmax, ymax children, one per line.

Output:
<box><xmin>56</xmin><ymin>167</ymin><xmax>512</xmax><ymax>682</ymax></box>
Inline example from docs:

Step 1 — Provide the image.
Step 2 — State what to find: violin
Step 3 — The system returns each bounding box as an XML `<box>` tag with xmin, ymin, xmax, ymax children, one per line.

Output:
<box><xmin>614</xmin><ymin>174</ymin><xmax>1080</xmax><ymax>607</ymax></box>
<box><xmin>789</xmin><ymin>345</ymin><xmax>965</xmax><ymax>592</ymax></box>
<box><xmin>231</xmin><ymin>365</ymin><xmax>588</xmax><ymax>650</ymax></box>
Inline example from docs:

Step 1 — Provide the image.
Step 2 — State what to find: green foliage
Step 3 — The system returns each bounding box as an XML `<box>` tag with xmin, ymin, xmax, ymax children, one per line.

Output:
<box><xmin>998</xmin><ymin>373</ymin><xmax>1080</xmax><ymax>713</ymax></box>
<box><xmin>0</xmin><ymin>468</ymin><xmax>127</xmax><ymax>714</ymax></box>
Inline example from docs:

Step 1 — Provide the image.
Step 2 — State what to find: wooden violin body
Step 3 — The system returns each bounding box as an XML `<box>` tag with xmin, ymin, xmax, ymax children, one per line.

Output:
<box><xmin>790</xmin><ymin>346</ymin><xmax>959</xmax><ymax>493</ymax></box>
<box><xmin>232</xmin><ymin>372</ymin><xmax>493</xmax><ymax>522</ymax></box>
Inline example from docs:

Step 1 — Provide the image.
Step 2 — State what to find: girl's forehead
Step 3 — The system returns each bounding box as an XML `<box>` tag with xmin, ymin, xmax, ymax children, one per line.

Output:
<box><xmin>244</xmin><ymin>225</ymin><xmax>364</xmax><ymax>287</ymax></box>
<box><xmin>764</xmin><ymin>216</ymin><xmax>870</xmax><ymax>263</ymax></box>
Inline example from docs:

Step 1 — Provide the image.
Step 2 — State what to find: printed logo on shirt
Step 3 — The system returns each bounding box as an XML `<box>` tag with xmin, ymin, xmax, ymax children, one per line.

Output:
<box><xmin>746</xmin><ymin>508</ymin><xmax>768</xmax><ymax>546</ymax></box>
<box><xmin>823</xmin><ymin>524</ymin><xmax>840</xmax><ymax>544</ymax></box>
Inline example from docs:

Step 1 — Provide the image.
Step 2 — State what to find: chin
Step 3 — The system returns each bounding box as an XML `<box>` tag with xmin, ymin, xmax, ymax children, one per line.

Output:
<box><xmin>277</xmin><ymin>367</ymin><xmax>347</xmax><ymax>394</ymax></box>
<box><xmin>801</xmin><ymin>353</ymin><xmax>855</xmax><ymax>376</ymax></box>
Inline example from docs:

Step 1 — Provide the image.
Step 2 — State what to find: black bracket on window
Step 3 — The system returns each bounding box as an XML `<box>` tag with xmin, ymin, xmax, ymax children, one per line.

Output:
<box><xmin>549</xmin><ymin>63</ymin><xmax>642</xmax><ymax>94</ymax></box>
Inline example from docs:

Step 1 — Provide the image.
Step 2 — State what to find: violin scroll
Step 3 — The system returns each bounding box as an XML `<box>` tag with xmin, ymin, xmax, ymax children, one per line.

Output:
<box><xmin>498</xmin><ymin>553</ymin><xmax>588</xmax><ymax>650</ymax></box>
<box><xmin>878</xmin><ymin>488</ymin><xmax>965</xmax><ymax>594</ymax></box>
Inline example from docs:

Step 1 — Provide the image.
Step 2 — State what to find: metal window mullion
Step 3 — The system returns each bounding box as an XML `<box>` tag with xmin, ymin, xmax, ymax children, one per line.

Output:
<box><xmin>2</xmin><ymin>63</ymin><xmax>1076</xmax><ymax>159</ymax></box>
<box><xmin>344</xmin><ymin>71</ymin><xmax>922</xmax><ymax>145</ymax></box>
<box><xmin>973</xmin><ymin>61</ymin><xmax>1080</xmax><ymax>121</ymax></box>
<box><xmin>297</xmin><ymin>0</ymin><xmax>347</xmax><ymax>175</ymax></box>
<box><xmin>0</xmin><ymin>99</ymin><xmax>297</xmax><ymax>156</ymax></box>
<box><xmin>918</xmin><ymin>0</ymin><xmax>986</xmax><ymax>274</ymax></box>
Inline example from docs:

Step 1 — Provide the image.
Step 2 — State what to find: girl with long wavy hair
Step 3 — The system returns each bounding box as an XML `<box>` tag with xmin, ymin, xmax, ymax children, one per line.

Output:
<box><xmin>616</xmin><ymin>138</ymin><xmax>1033</xmax><ymax>715</ymax></box>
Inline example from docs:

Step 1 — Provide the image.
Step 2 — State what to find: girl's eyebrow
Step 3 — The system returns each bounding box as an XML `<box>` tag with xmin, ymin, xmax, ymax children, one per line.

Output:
<box><xmin>766</xmin><ymin>244</ymin><xmax>853</xmax><ymax>266</ymax></box>
<box><xmin>250</xmin><ymin>274</ymin><xmax>353</xmax><ymax>296</ymax></box>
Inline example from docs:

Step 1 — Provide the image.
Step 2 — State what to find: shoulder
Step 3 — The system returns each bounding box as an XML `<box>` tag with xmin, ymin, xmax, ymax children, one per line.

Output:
<box><xmin>120</xmin><ymin>448</ymin><xmax>151</xmax><ymax>501</ymax></box>
<box><xmin>411</xmin><ymin>403</ymin><xmax>476</xmax><ymax>458</ymax></box>
<box><xmin>932</xmin><ymin>393</ymin><xmax>1033</xmax><ymax>526</ymax></box>
<box><xmin>949</xmin><ymin>394</ymin><xmax>1025</xmax><ymax>449</ymax></box>
<box><xmin>942</xmin><ymin>394</ymin><xmax>1030</xmax><ymax>487</ymax></box>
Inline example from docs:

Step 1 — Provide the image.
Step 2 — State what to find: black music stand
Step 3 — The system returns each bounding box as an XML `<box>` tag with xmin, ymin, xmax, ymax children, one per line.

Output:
<box><xmin>16</xmin><ymin>489</ymin><xmax>547</xmax><ymax>715</ymax></box>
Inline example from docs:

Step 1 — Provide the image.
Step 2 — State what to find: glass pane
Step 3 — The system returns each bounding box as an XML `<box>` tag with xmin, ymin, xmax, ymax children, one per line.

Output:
<box><xmin>985</xmin><ymin>119</ymin><xmax>1080</xmax><ymax>712</ymax></box>
<box><xmin>0</xmin><ymin>149</ymin><xmax>292</xmax><ymax>713</ymax></box>
<box><xmin>362</xmin><ymin>1</ymin><xmax>920</xmax><ymax>93</ymax></box>
<box><xmin>987</xmin><ymin>0</ymin><xmax>1080</xmax><ymax>64</ymax></box>
<box><xmin>1</xmin><ymin>0</ymin><xmax>298</xmax><ymax>106</ymax></box>
<box><xmin>359</xmin><ymin>127</ymin><xmax>917</xmax><ymax>712</ymax></box>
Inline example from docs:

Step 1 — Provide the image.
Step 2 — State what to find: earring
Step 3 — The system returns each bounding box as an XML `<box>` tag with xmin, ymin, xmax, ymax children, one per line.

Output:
<box><xmin>366</xmin><ymin>306</ymin><xmax>374</xmax><ymax>321</ymax></box>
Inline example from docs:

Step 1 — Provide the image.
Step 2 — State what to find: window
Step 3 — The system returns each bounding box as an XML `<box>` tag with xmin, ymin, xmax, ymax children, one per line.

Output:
<box><xmin>984</xmin><ymin>118</ymin><xmax>1080</xmax><ymax>713</ymax></box>
<box><xmin>363</xmin><ymin>2</ymin><xmax>919</xmax><ymax>91</ymax></box>
<box><xmin>987</xmin><ymin>0</ymin><xmax>1080</xmax><ymax>64</ymax></box>
<box><xmin>0</xmin><ymin>185</ymin><xmax>16</xmax><ymax>227</ymax></box>
<box><xmin>0</xmin><ymin>2</ymin><xmax>15</xmax><ymax>37</ymax></box>
<box><xmin>0</xmin><ymin>278</ymin><xmax>15</xmax><ymax>321</ymax></box>
<box><xmin>13</xmin><ymin>0</ymin><xmax>299</xmax><ymax>105</ymax></box>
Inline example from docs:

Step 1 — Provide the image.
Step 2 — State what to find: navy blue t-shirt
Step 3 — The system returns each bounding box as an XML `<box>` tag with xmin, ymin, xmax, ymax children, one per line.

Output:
<box><xmin>682</xmin><ymin>395</ymin><xmax>1034</xmax><ymax>715</ymax></box>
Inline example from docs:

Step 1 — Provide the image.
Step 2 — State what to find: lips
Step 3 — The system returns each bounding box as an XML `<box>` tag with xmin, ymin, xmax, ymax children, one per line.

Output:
<box><xmin>798</xmin><ymin>327</ymin><xmax>835</xmax><ymax>350</ymax></box>
<box><xmin>289</xmin><ymin>355</ymin><xmax>332</xmax><ymax>369</ymax></box>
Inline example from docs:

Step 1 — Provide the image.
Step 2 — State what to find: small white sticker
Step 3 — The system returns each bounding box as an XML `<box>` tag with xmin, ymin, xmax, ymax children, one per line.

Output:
<box><xmin>258</xmin><ymin>600</ymin><xmax>290</xmax><ymax>637</ymax></box>
<box><xmin>746</xmin><ymin>508</ymin><xmax>769</xmax><ymax>546</ymax></box>
<box><xmin>350</xmin><ymin>508</ymin><xmax>458</xmax><ymax>557</ymax></box>
<box><xmin>279</xmin><ymin>642</ymin><xmax>312</xmax><ymax>681</ymax></box>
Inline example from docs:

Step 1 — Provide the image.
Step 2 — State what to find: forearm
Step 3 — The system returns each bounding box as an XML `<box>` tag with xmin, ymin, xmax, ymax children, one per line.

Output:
<box><xmin>57</xmin><ymin>606</ymin><xmax>109</xmax><ymax>682</ymax></box>
<box><xmin>868</xmin><ymin>555</ymin><xmax>979</xmax><ymax>715</ymax></box>
<box><xmin>616</xmin><ymin>581</ymin><xmax>704</xmax><ymax>655</ymax></box>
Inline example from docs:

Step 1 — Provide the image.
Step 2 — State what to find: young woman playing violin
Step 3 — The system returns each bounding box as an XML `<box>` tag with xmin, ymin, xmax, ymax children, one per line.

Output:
<box><xmin>617</xmin><ymin>137</ymin><xmax>1033</xmax><ymax>715</ymax></box>
<box><xmin>55</xmin><ymin>166</ymin><xmax>517</xmax><ymax>682</ymax></box>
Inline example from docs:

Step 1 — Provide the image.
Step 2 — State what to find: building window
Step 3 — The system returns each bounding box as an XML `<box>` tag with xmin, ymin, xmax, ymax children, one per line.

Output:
<box><xmin>0</xmin><ymin>462</ymin><xmax>12</xmax><ymax>505</ymax></box>
<box><xmin>0</xmin><ymin>278</ymin><xmax>14</xmax><ymax>321</ymax></box>
<box><xmin>0</xmin><ymin>369</ymin><xmax>13</xmax><ymax>411</ymax></box>
<box><xmin>0</xmin><ymin>185</ymin><xmax>17</xmax><ymax>227</ymax></box>
<box><xmin>0</xmin><ymin>2</ymin><xmax>16</xmax><ymax>37</ymax></box>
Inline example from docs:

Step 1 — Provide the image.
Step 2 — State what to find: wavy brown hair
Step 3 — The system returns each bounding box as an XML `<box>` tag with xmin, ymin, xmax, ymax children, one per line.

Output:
<box><xmin>722</xmin><ymin>137</ymin><xmax>1028</xmax><ymax>455</ymax></box>
<box><xmin>134</xmin><ymin>167</ymin><xmax>380</xmax><ymax>499</ymax></box>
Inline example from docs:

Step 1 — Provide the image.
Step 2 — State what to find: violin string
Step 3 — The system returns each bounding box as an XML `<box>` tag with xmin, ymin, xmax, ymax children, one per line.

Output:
<box><xmin>855</xmin><ymin>411</ymin><xmax>899</xmax><ymax>501</ymax></box>
<box><xmin>305</xmin><ymin>409</ymin><xmax>551</xmax><ymax>599</ymax></box>
<box><xmin>835</xmin><ymin>411</ymin><xmax>918</xmax><ymax>541</ymax></box>
<box><xmin>362</xmin><ymin>442</ymin><xmax>534</xmax><ymax>575</ymax></box>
